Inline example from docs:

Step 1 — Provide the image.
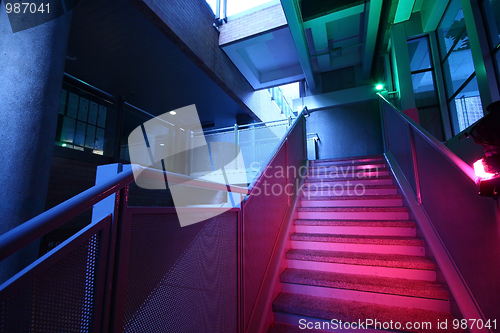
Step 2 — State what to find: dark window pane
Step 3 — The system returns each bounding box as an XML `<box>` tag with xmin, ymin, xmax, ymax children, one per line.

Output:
<box><xmin>418</xmin><ymin>106</ymin><xmax>444</xmax><ymax>141</ymax></box>
<box><xmin>408</xmin><ymin>38</ymin><xmax>431</xmax><ymax>71</ymax></box>
<box><xmin>451</xmin><ymin>76</ymin><xmax>484</xmax><ymax>132</ymax></box>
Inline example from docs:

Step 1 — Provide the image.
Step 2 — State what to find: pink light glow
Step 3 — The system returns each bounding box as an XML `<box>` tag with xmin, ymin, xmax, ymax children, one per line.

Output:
<box><xmin>473</xmin><ymin>159</ymin><xmax>495</xmax><ymax>180</ymax></box>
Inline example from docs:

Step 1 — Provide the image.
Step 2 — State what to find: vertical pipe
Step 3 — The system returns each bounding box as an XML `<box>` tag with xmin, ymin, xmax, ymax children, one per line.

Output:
<box><xmin>114</xmin><ymin>97</ymin><xmax>126</xmax><ymax>162</ymax></box>
<box><xmin>234</xmin><ymin>124</ymin><xmax>239</xmax><ymax>169</ymax></box>
<box><xmin>409</xmin><ymin>126</ymin><xmax>422</xmax><ymax>204</ymax></box>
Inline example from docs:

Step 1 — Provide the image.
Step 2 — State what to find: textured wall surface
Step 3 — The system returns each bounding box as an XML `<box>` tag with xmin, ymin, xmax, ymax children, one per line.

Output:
<box><xmin>306</xmin><ymin>100</ymin><xmax>384</xmax><ymax>160</ymax></box>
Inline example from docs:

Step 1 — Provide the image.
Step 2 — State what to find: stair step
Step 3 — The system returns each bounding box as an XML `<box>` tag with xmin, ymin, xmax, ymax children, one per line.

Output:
<box><xmin>307</xmin><ymin>170</ymin><xmax>390</xmax><ymax>179</ymax></box>
<box><xmin>273</xmin><ymin>293</ymin><xmax>462</xmax><ymax>332</ymax></box>
<box><xmin>301</xmin><ymin>184</ymin><xmax>398</xmax><ymax>196</ymax></box>
<box><xmin>286</xmin><ymin>249</ymin><xmax>436</xmax><ymax>280</ymax></box>
<box><xmin>279</xmin><ymin>269</ymin><xmax>448</xmax><ymax>311</ymax></box>
<box><xmin>308</xmin><ymin>163</ymin><xmax>390</xmax><ymax>175</ymax></box>
<box><xmin>281</xmin><ymin>268</ymin><xmax>448</xmax><ymax>300</ymax></box>
<box><xmin>297</xmin><ymin>207</ymin><xmax>409</xmax><ymax>220</ymax></box>
<box><xmin>267</xmin><ymin>322</ymin><xmax>330</xmax><ymax>333</ymax></box>
<box><xmin>290</xmin><ymin>234</ymin><xmax>424</xmax><ymax>255</ymax></box>
<box><xmin>310</xmin><ymin>156</ymin><xmax>385</xmax><ymax>165</ymax></box>
<box><xmin>294</xmin><ymin>220</ymin><xmax>416</xmax><ymax>236</ymax></box>
<box><xmin>300</xmin><ymin>195</ymin><xmax>403</xmax><ymax>207</ymax></box>
<box><xmin>291</xmin><ymin>233</ymin><xmax>423</xmax><ymax>246</ymax></box>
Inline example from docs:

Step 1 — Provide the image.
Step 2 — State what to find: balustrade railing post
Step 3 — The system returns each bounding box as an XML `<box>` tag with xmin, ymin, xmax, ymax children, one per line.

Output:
<box><xmin>234</xmin><ymin>124</ymin><xmax>239</xmax><ymax>169</ymax></box>
<box><xmin>409</xmin><ymin>126</ymin><xmax>422</xmax><ymax>204</ymax></box>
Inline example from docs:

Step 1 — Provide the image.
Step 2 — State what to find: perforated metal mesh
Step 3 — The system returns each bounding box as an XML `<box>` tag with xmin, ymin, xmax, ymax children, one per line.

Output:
<box><xmin>413</xmin><ymin>133</ymin><xmax>500</xmax><ymax>322</ymax></box>
<box><xmin>0</xmin><ymin>233</ymin><xmax>100</xmax><ymax>333</ymax></box>
<box><xmin>122</xmin><ymin>211</ymin><xmax>238</xmax><ymax>333</ymax></box>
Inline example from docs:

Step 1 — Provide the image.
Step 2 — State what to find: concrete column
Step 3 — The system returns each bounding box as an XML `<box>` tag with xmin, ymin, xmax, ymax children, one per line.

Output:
<box><xmin>390</xmin><ymin>23</ymin><xmax>417</xmax><ymax>112</ymax></box>
<box><xmin>0</xmin><ymin>5</ymin><xmax>73</xmax><ymax>280</ymax></box>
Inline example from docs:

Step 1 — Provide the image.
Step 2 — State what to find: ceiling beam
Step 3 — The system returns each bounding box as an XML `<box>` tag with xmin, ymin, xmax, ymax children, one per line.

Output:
<box><xmin>281</xmin><ymin>0</ymin><xmax>317</xmax><ymax>91</ymax></box>
<box><xmin>310</xmin><ymin>25</ymin><xmax>331</xmax><ymax>72</ymax></box>
<box><xmin>362</xmin><ymin>0</ymin><xmax>383</xmax><ymax>79</ymax></box>
<box><xmin>302</xmin><ymin>4</ymin><xmax>365</xmax><ymax>30</ymax></box>
<box><xmin>394</xmin><ymin>0</ymin><xmax>416</xmax><ymax>23</ymax></box>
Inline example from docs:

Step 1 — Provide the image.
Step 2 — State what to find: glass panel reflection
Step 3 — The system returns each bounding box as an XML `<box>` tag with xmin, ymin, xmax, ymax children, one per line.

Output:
<box><xmin>452</xmin><ymin>76</ymin><xmax>484</xmax><ymax>132</ymax></box>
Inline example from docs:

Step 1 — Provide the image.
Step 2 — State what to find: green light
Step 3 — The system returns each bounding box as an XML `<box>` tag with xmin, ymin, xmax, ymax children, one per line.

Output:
<box><xmin>62</xmin><ymin>143</ymin><xmax>67</xmax><ymax>147</ymax></box>
<box><xmin>376</xmin><ymin>84</ymin><xmax>384</xmax><ymax>91</ymax></box>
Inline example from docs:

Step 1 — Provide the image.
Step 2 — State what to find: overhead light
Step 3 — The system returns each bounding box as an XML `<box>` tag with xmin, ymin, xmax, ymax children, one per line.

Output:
<box><xmin>179</xmin><ymin>127</ymin><xmax>185</xmax><ymax>131</ymax></box>
<box><xmin>473</xmin><ymin>159</ymin><xmax>495</xmax><ymax>180</ymax></box>
<box><xmin>169</xmin><ymin>111</ymin><xmax>177</xmax><ymax>115</ymax></box>
<box><xmin>160</xmin><ymin>143</ymin><xmax>165</xmax><ymax>146</ymax></box>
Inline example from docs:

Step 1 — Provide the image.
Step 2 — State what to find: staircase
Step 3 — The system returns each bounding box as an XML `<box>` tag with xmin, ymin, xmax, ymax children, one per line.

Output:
<box><xmin>268</xmin><ymin>156</ymin><xmax>461</xmax><ymax>333</ymax></box>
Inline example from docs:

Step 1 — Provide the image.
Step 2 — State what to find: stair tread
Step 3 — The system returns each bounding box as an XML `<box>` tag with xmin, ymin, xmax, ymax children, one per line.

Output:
<box><xmin>302</xmin><ymin>184</ymin><xmax>397</xmax><ymax>190</ymax></box>
<box><xmin>310</xmin><ymin>155</ymin><xmax>385</xmax><ymax>164</ymax></box>
<box><xmin>291</xmin><ymin>233</ymin><xmax>424</xmax><ymax>246</ymax></box>
<box><xmin>273</xmin><ymin>293</ymin><xmax>462</xmax><ymax>332</ymax></box>
<box><xmin>301</xmin><ymin>194</ymin><xmax>402</xmax><ymax>201</ymax></box>
<box><xmin>298</xmin><ymin>206</ymin><xmax>408</xmax><ymax>212</ymax></box>
<box><xmin>280</xmin><ymin>268</ymin><xmax>449</xmax><ymax>300</ymax></box>
<box><xmin>286</xmin><ymin>249</ymin><xmax>435</xmax><ymax>270</ymax></box>
<box><xmin>295</xmin><ymin>219</ymin><xmax>415</xmax><ymax>228</ymax></box>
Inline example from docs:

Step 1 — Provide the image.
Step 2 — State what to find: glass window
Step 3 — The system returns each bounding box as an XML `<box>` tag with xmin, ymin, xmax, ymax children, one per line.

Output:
<box><xmin>437</xmin><ymin>0</ymin><xmax>466</xmax><ymax>59</ymax></box>
<box><xmin>56</xmin><ymin>82</ymin><xmax>116</xmax><ymax>157</ymax></box>
<box><xmin>408</xmin><ymin>38</ymin><xmax>432</xmax><ymax>71</ymax></box>
<box><xmin>451</xmin><ymin>76</ymin><xmax>483</xmax><ymax>132</ymax></box>
<box><xmin>412</xmin><ymin>72</ymin><xmax>438</xmax><ymax>108</ymax></box>
<box><xmin>437</xmin><ymin>0</ymin><xmax>483</xmax><ymax>135</ymax></box>
<box><xmin>441</xmin><ymin>29</ymin><xmax>475</xmax><ymax>95</ymax></box>
<box><xmin>408</xmin><ymin>36</ymin><xmax>443</xmax><ymax>139</ymax></box>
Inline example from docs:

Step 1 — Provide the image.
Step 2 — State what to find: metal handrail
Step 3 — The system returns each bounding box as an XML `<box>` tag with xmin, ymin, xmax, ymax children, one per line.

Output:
<box><xmin>197</xmin><ymin>118</ymin><xmax>290</xmax><ymax>136</ymax></box>
<box><xmin>0</xmin><ymin>166</ymin><xmax>248</xmax><ymax>263</ymax></box>
<box><xmin>0</xmin><ymin>168</ymin><xmax>135</xmax><ymax>262</ymax></box>
<box><xmin>246</xmin><ymin>108</ymin><xmax>307</xmax><ymax>195</ymax></box>
<box><xmin>378</xmin><ymin>94</ymin><xmax>476</xmax><ymax>183</ymax></box>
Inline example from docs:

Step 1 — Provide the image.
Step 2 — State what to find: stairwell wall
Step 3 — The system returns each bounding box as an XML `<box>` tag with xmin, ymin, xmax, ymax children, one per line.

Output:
<box><xmin>305</xmin><ymin>99</ymin><xmax>384</xmax><ymax>160</ymax></box>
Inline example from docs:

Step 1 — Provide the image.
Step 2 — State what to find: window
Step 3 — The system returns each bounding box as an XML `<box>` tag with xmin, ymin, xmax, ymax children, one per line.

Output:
<box><xmin>56</xmin><ymin>82</ymin><xmax>116</xmax><ymax>157</ymax></box>
<box><xmin>481</xmin><ymin>0</ymin><xmax>500</xmax><ymax>86</ymax></box>
<box><xmin>408</xmin><ymin>37</ymin><xmax>444</xmax><ymax>140</ymax></box>
<box><xmin>437</xmin><ymin>0</ymin><xmax>483</xmax><ymax>134</ymax></box>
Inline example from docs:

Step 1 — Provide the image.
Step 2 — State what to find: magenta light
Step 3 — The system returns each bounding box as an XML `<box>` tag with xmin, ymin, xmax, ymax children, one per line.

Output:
<box><xmin>473</xmin><ymin>159</ymin><xmax>495</xmax><ymax>180</ymax></box>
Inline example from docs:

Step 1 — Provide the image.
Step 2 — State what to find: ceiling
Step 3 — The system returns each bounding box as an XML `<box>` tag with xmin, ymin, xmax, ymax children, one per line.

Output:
<box><xmin>64</xmin><ymin>0</ymin><xmax>247</xmax><ymax>129</ymax></box>
<box><xmin>219</xmin><ymin>0</ymin><xmax>432</xmax><ymax>91</ymax></box>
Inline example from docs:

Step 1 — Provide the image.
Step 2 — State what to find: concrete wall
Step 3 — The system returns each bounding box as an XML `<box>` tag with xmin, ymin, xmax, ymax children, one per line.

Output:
<box><xmin>306</xmin><ymin>99</ymin><xmax>384</xmax><ymax>160</ymax></box>
<box><xmin>219</xmin><ymin>3</ymin><xmax>286</xmax><ymax>46</ymax></box>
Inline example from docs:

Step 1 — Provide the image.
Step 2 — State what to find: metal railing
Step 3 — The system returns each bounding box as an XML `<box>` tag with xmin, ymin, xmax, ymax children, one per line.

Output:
<box><xmin>379</xmin><ymin>95</ymin><xmax>499</xmax><ymax>326</ymax></box>
<box><xmin>191</xmin><ymin>118</ymin><xmax>293</xmax><ymax>183</ymax></box>
<box><xmin>0</xmin><ymin>107</ymin><xmax>309</xmax><ymax>333</ymax></box>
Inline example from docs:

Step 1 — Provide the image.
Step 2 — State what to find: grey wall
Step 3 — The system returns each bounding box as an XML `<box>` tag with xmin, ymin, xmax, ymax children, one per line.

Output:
<box><xmin>306</xmin><ymin>100</ymin><xmax>384</xmax><ymax>160</ymax></box>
